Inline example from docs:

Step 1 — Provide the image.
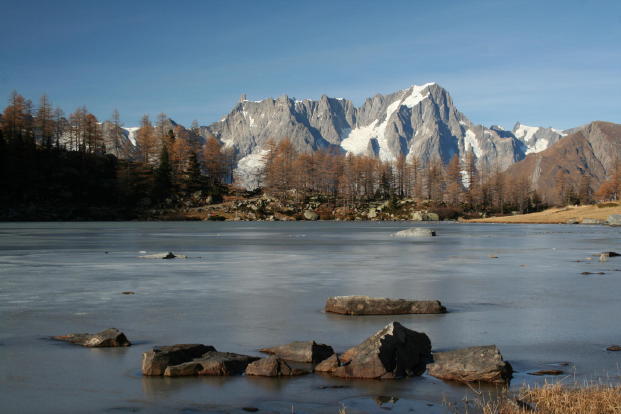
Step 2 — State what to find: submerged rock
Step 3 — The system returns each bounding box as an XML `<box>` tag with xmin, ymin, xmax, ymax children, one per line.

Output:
<box><xmin>163</xmin><ymin>351</ymin><xmax>259</xmax><ymax>376</ymax></box>
<box><xmin>606</xmin><ymin>345</ymin><xmax>621</xmax><ymax>351</ymax></box>
<box><xmin>393</xmin><ymin>228</ymin><xmax>436</xmax><ymax>237</ymax></box>
<box><xmin>331</xmin><ymin>321</ymin><xmax>431</xmax><ymax>379</ymax></box>
<box><xmin>528</xmin><ymin>369</ymin><xmax>564</xmax><ymax>376</ymax></box>
<box><xmin>142</xmin><ymin>344</ymin><xmax>216</xmax><ymax>376</ymax></box>
<box><xmin>245</xmin><ymin>356</ymin><xmax>308</xmax><ymax>377</ymax></box>
<box><xmin>427</xmin><ymin>345</ymin><xmax>512</xmax><ymax>383</ymax></box>
<box><xmin>259</xmin><ymin>340</ymin><xmax>334</xmax><ymax>363</ymax></box>
<box><xmin>325</xmin><ymin>296</ymin><xmax>446</xmax><ymax>315</ymax></box>
<box><xmin>52</xmin><ymin>328</ymin><xmax>131</xmax><ymax>347</ymax></box>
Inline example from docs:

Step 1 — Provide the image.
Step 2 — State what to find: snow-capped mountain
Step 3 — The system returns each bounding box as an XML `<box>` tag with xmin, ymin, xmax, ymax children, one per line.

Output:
<box><xmin>512</xmin><ymin>122</ymin><xmax>566</xmax><ymax>154</ymax></box>
<box><xmin>204</xmin><ymin>83</ymin><xmax>534</xmax><ymax>180</ymax></box>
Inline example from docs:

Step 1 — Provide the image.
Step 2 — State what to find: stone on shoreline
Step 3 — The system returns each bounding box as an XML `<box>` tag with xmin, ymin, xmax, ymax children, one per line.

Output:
<box><xmin>331</xmin><ymin>321</ymin><xmax>431</xmax><ymax>379</ymax></box>
<box><xmin>142</xmin><ymin>344</ymin><xmax>216</xmax><ymax>376</ymax></box>
<box><xmin>303</xmin><ymin>210</ymin><xmax>319</xmax><ymax>221</ymax></box>
<box><xmin>163</xmin><ymin>351</ymin><xmax>259</xmax><ymax>377</ymax></box>
<box><xmin>581</xmin><ymin>218</ymin><xmax>606</xmax><ymax>225</ymax></box>
<box><xmin>426</xmin><ymin>345</ymin><xmax>512</xmax><ymax>383</ymax></box>
<box><xmin>52</xmin><ymin>328</ymin><xmax>131</xmax><ymax>347</ymax></box>
<box><xmin>393</xmin><ymin>228</ymin><xmax>436</xmax><ymax>237</ymax></box>
<box><xmin>325</xmin><ymin>296</ymin><xmax>446</xmax><ymax>315</ymax></box>
<box><xmin>607</xmin><ymin>214</ymin><xmax>621</xmax><ymax>226</ymax></box>
<box><xmin>259</xmin><ymin>340</ymin><xmax>334</xmax><ymax>363</ymax></box>
<box><xmin>245</xmin><ymin>356</ymin><xmax>308</xmax><ymax>377</ymax></box>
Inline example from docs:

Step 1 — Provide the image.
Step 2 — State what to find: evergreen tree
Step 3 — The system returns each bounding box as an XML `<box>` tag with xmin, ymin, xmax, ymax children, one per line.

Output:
<box><xmin>152</xmin><ymin>145</ymin><xmax>173</xmax><ymax>202</ymax></box>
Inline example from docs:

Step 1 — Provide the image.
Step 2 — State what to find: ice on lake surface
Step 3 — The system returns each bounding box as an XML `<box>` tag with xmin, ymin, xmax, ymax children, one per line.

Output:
<box><xmin>1</xmin><ymin>221</ymin><xmax>620</xmax><ymax>413</ymax></box>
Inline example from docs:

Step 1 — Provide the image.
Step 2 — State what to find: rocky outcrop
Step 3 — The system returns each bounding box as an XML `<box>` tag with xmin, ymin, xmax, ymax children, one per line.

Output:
<box><xmin>427</xmin><ymin>345</ymin><xmax>512</xmax><ymax>383</ymax></box>
<box><xmin>142</xmin><ymin>344</ymin><xmax>216</xmax><ymax>376</ymax></box>
<box><xmin>245</xmin><ymin>356</ymin><xmax>308</xmax><ymax>377</ymax></box>
<box><xmin>393</xmin><ymin>228</ymin><xmax>436</xmax><ymax>237</ymax></box>
<box><xmin>331</xmin><ymin>321</ymin><xmax>431</xmax><ymax>379</ymax></box>
<box><xmin>259</xmin><ymin>340</ymin><xmax>334</xmax><ymax>363</ymax></box>
<box><xmin>163</xmin><ymin>351</ymin><xmax>260</xmax><ymax>377</ymax></box>
<box><xmin>325</xmin><ymin>296</ymin><xmax>446</xmax><ymax>315</ymax></box>
<box><xmin>52</xmin><ymin>328</ymin><xmax>131</xmax><ymax>347</ymax></box>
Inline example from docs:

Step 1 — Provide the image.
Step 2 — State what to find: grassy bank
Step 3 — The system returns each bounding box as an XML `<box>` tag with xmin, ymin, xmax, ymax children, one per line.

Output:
<box><xmin>466</xmin><ymin>203</ymin><xmax>621</xmax><ymax>224</ymax></box>
<box><xmin>477</xmin><ymin>383</ymin><xmax>621</xmax><ymax>414</ymax></box>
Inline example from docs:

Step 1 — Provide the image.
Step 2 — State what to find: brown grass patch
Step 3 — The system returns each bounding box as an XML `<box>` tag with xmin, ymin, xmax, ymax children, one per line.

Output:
<box><xmin>466</xmin><ymin>203</ymin><xmax>621</xmax><ymax>224</ymax></box>
<box><xmin>478</xmin><ymin>383</ymin><xmax>621</xmax><ymax>414</ymax></box>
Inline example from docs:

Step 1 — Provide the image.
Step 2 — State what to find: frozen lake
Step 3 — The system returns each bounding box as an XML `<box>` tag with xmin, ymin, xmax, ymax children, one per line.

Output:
<box><xmin>1</xmin><ymin>221</ymin><xmax>620</xmax><ymax>413</ymax></box>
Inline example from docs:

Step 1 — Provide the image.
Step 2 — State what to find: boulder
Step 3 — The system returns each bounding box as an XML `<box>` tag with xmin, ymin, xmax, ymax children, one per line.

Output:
<box><xmin>245</xmin><ymin>356</ymin><xmax>308</xmax><ymax>377</ymax></box>
<box><xmin>393</xmin><ymin>228</ymin><xmax>436</xmax><ymax>237</ymax></box>
<box><xmin>142</xmin><ymin>344</ymin><xmax>216</xmax><ymax>376</ymax></box>
<box><xmin>163</xmin><ymin>351</ymin><xmax>260</xmax><ymax>377</ymax></box>
<box><xmin>566</xmin><ymin>218</ymin><xmax>579</xmax><ymax>224</ymax></box>
<box><xmin>410</xmin><ymin>211</ymin><xmax>425</xmax><ymax>221</ymax></box>
<box><xmin>601</xmin><ymin>251</ymin><xmax>621</xmax><ymax>257</ymax></box>
<box><xmin>314</xmin><ymin>354</ymin><xmax>340</xmax><ymax>373</ymax></box>
<box><xmin>368</xmin><ymin>208</ymin><xmax>378</xmax><ymax>219</ymax></box>
<box><xmin>608</xmin><ymin>214</ymin><xmax>621</xmax><ymax>226</ymax></box>
<box><xmin>52</xmin><ymin>328</ymin><xmax>131</xmax><ymax>347</ymax></box>
<box><xmin>427</xmin><ymin>345</ymin><xmax>512</xmax><ymax>383</ymax></box>
<box><xmin>260</xmin><ymin>340</ymin><xmax>334</xmax><ymax>363</ymax></box>
<box><xmin>606</xmin><ymin>345</ymin><xmax>621</xmax><ymax>351</ymax></box>
<box><xmin>426</xmin><ymin>212</ymin><xmax>440</xmax><ymax>221</ymax></box>
<box><xmin>331</xmin><ymin>321</ymin><xmax>431</xmax><ymax>379</ymax></box>
<box><xmin>325</xmin><ymin>296</ymin><xmax>446</xmax><ymax>315</ymax></box>
<box><xmin>139</xmin><ymin>252</ymin><xmax>187</xmax><ymax>259</ymax></box>
<box><xmin>303</xmin><ymin>210</ymin><xmax>319</xmax><ymax>221</ymax></box>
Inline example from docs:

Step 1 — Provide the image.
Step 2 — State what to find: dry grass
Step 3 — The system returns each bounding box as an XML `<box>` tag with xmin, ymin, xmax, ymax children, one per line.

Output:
<box><xmin>466</xmin><ymin>203</ymin><xmax>621</xmax><ymax>224</ymax></box>
<box><xmin>479</xmin><ymin>383</ymin><xmax>621</xmax><ymax>414</ymax></box>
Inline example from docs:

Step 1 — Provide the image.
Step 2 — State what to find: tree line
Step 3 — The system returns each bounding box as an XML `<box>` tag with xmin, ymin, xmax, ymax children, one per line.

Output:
<box><xmin>0</xmin><ymin>91</ymin><xmax>232</xmax><ymax>219</ymax></box>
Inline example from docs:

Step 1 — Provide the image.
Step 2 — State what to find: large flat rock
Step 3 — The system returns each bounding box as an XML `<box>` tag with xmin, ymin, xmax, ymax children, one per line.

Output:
<box><xmin>260</xmin><ymin>340</ymin><xmax>334</xmax><ymax>363</ymax></box>
<box><xmin>142</xmin><ymin>344</ymin><xmax>216</xmax><ymax>376</ymax></box>
<box><xmin>325</xmin><ymin>296</ymin><xmax>446</xmax><ymax>315</ymax></box>
<box><xmin>245</xmin><ymin>356</ymin><xmax>308</xmax><ymax>377</ymax></box>
<box><xmin>426</xmin><ymin>345</ymin><xmax>512</xmax><ymax>383</ymax></box>
<box><xmin>52</xmin><ymin>328</ymin><xmax>131</xmax><ymax>348</ymax></box>
<box><xmin>163</xmin><ymin>351</ymin><xmax>259</xmax><ymax>376</ymax></box>
<box><xmin>331</xmin><ymin>321</ymin><xmax>431</xmax><ymax>379</ymax></box>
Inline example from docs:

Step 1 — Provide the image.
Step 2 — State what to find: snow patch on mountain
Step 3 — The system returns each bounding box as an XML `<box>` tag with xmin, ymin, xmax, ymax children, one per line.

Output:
<box><xmin>341</xmin><ymin>83</ymin><xmax>434</xmax><ymax>161</ymax></box>
<box><xmin>123</xmin><ymin>127</ymin><xmax>140</xmax><ymax>146</ymax></box>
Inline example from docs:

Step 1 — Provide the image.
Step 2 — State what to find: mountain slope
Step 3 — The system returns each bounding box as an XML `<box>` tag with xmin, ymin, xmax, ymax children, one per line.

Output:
<box><xmin>504</xmin><ymin>121</ymin><xmax>621</xmax><ymax>199</ymax></box>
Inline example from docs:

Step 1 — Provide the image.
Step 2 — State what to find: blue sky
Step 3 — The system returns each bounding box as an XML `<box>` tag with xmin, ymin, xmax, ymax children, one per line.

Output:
<box><xmin>1</xmin><ymin>0</ymin><xmax>620</xmax><ymax>130</ymax></box>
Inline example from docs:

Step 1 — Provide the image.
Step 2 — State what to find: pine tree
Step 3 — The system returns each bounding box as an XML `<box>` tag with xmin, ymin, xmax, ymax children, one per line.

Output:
<box><xmin>152</xmin><ymin>145</ymin><xmax>173</xmax><ymax>202</ymax></box>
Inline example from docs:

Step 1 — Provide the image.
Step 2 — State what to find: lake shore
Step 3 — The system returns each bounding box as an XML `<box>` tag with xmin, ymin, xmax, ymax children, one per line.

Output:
<box><xmin>465</xmin><ymin>203</ymin><xmax>621</xmax><ymax>224</ymax></box>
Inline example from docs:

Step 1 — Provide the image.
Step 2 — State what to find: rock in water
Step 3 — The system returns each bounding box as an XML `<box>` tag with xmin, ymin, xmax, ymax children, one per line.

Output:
<box><xmin>314</xmin><ymin>354</ymin><xmax>341</xmax><ymax>373</ymax></box>
<box><xmin>331</xmin><ymin>321</ymin><xmax>431</xmax><ymax>379</ymax></box>
<box><xmin>163</xmin><ymin>252</ymin><xmax>176</xmax><ymax>259</ymax></box>
<box><xmin>142</xmin><ymin>344</ymin><xmax>216</xmax><ymax>376</ymax></box>
<box><xmin>325</xmin><ymin>296</ymin><xmax>446</xmax><ymax>315</ymax></box>
<box><xmin>163</xmin><ymin>351</ymin><xmax>259</xmax><ymax>376</ymax></box>
<box><xmin>52</xmin><ymin>328</ymin><xmax>131</xmax><ymax>347</ymax></box>
<box><xmin>393</xmin><ymin>228</ymin><xmax>436</xmax><ymax>237</ymax></box>
<box><xmin>608</xmin><ymin>215</ymin><xmax>621</xmax><ymax>226</ymax></box>
<box><xmin>427</xmin><ymin>345</ymin><xmax>512</xmax><ymax>383</ymax></box>
<box><xmin>259</xmin><ymin>340</ymin><xmax>334</xmax><ymax>363</ymax></box>
<box><xmin>245</xmin><ymin>356</ymin><xmax>308</xmax><ymax>376</ymax></box>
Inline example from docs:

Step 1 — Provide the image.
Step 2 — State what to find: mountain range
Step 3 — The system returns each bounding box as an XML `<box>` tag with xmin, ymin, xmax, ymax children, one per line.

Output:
<box><xmin>110</xmin><ymin>82</ymin><xmax>618</xmax><ymax>193</ymax></box>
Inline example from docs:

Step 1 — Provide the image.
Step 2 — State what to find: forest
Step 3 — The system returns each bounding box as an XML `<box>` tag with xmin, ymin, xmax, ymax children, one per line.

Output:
<box><xmin>1</xmin><ymin>91</ymin><xmax>619</xmax><ymax>220</ymax></box>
